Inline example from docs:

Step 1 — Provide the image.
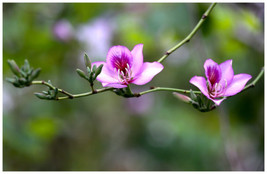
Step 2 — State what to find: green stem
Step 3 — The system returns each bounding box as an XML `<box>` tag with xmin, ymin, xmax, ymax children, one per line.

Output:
<box><xmin>90</xmin><ymin>83</ymin><xmax>96</xmax><ymax>93</ymax></box>
<box><xmin>30</xmin><ymin>66</ymin><xmax>263</xmax><ymax>100</ymax></box>
<box><xmin>31</xmin><ymin>80</ymin><xmax>114</xmax><ymax>100</ymax></box>
<box><xmin>139</xmin><ymin>87</ymin><xmax>201</xmax><ymax>96</ymax></box>
<box><xmin>56</xmin><ymin>87</ymin><xmax>114</xmax><ymax>100</ymax></box>
<box><xmin>125</xmin><ymin>85</ymin><xmax>134</xmax><ymax>96</ymax></box>
<box><xmin>157</xmin><ymin>3</ymin><xmax>217</xmax><ymax>63</ymax></box>
<box><xmin>241</xmin><ymin>67</ymin><xmax>264</xmax><ymax>93</ymax></box>
<box><xmin>31</xmin><ymin>80</ymin><xmax>74</xmax><ymax>99</ymax></box>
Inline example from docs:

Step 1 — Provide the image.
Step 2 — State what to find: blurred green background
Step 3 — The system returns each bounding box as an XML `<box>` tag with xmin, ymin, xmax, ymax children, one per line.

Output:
<box><xmin>3</xmin><ymin>3</ymin><xmax>264</xmax><ymax>171</ymax></box>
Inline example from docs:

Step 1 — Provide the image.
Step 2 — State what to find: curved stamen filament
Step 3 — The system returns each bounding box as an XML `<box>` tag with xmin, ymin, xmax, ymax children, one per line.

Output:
<box><xmin>116</xmin><ymin>63</ymin><xmax>133</xmax><ymax>84</ymax></box>
<box><xmin>208</xmin><ymin>80</ymin><xmax>227</xmax><ymax>99</ymax></box>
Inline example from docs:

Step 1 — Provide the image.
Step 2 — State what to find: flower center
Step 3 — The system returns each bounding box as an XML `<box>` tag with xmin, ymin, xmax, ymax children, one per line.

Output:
<box><xmin>115</xmin><ymin>63</ymin><xmax>133</xmax><ymax>85</ymax></box>
<box><xmin>207</xmin><ymin>79</ymin><xmax>227</xmax><ymax>99</ymax></box>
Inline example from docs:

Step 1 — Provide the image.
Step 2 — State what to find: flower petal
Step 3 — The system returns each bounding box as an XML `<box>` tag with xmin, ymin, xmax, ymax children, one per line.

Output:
<box><xmin>132</xmin><ymin>62</ymin><xmax>164</xmax><ymax>85</ymax></box>
<box><xmin>219</xmin><ymin>59</ymin><xmax>234</xmax><ymax>86</ymax></box>
<box><xmin>189</xmin><ymin>76</ymin><xmax>209</xmax><ymax>97</ymax></box>
<box><xmin>224</xmin><ymin>73</ymin><xmax>252</xmax><ymax>96</ymax></box>
<box><xmin>210</xmin><ymin>97</ymin><xmax>226</xmax><ymax>106</ymax></box>
<box><xmin>102</xmin><ymin>83</ymin><xmax>127</xmax><ymax>88</ymax></box>
<box><xmin>106</xmin><ymin>45</ymin><xmax>133</xmax><ymax>70</ymax></box>
<box><xmin>204</xmin><ymin>59</ymin><xmax>219</xmax><ymax>76</ymax></box>
<box><xmin>204</xmin><ymin>59</ymin><xmax>221</xmax><ymax>84</ymax></box>
<box><xmin>131</xmin><ymin>44</ymin><xmax>144</xmax><ymax>75</ymax></box>
<box><xmin>92</xmin><ymin>62</ymin><xmax>119</xmax><ymax>84</ymax></box>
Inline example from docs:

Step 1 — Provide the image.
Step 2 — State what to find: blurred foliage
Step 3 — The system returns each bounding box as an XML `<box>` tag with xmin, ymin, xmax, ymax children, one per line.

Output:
<box><xmin>3</xmin><ymin>3</ymin><xmax>264</xmax><ymax>171</ymax></box>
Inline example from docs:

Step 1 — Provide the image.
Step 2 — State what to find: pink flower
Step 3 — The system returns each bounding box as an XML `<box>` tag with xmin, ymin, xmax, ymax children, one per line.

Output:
<box><xmin>190</xmin><ymin>59</ymin><xmax>252</xmax><ymax>105</ymax></box>
<box><xmin>92</xmin><ymin>44</ymin><xmax>164</xmax><ymax>88</ymax></box>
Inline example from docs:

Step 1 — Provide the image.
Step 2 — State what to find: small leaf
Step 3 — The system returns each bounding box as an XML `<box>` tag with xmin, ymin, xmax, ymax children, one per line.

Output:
<box><xmin>76</xmin><ymin>69</ymin><xmax>87</xmax><ymax>79</ymax></box>
<box><xmin>7</xmin><ymin>60</ymin><xmax>20</xmax><ymax>76</ymax></box>
<box><xmin>84</xmin><ymin>53</ymin><xmax>91</xmax><ymax>69</ymax></box>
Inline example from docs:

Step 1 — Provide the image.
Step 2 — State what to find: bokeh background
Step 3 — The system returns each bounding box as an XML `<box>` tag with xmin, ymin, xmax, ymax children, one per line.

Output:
<box><xmin>3</xmin><ymin>3</ymin><xmax>264</xmax><ymax>171</ymax></box>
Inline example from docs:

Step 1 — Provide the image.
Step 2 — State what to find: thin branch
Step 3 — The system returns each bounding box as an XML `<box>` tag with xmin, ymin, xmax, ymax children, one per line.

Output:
<box><xmin>31</xmin><ymin>80</ymin><xmax>114</xmax><ymax>100</ymax></box>
<box><xmin>30</xmin><ymin>66</ymin><xmax>263</xmax><ymax>100</ymax></box>
<box><xmin>56</xmin><ymin>87</ymin><xmax>114</xmax><ymax>100</ymax></box>
<box><xmin>242</xmin><ymin>67</ymin><xmax>264</xmax><ymax>92</ymax></box>
<box><xmin>138</xmin><ymin>87</ymin><xmax>201</xmax><ymax>96</ymax></box>
<box><xmin>157</xmin><ymin>3</ymin><xmax>217</xmax><ymax>63</ymax></box>
<box><xmin>31</xmin><ymin>80</ymin><xmax>74</xmax><ymax>99</ymax></box>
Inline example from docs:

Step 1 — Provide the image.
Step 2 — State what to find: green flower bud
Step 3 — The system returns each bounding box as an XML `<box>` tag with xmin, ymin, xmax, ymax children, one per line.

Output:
<box><xmin>76</xmin><ymin>69</ymin><xmax>87</xmax><ymax>79</ymax></box>
<box><xmin>34</xmin><ymin>92</ymin><xmax>50</xmax><ymax>100</ymax></box>
<box><xmin>190</xmin><ymin>89</ymin><xmax>197</xmax><ymax>101</ymax></box>
<box><xmin>7</xmin><ymin>60</ymin><xmax>20</xmax><ymax>76</ymax></box>
<box><xmin>18</xmin><ymin>77</ymin><xmax>27</xmax><ymax>84</ymax></box>
<box><xmin>30</xmin><ymin>68</ymin><xmax>41</xmax><ymax>81</ymax></box>
<box><xmin>23</xmin><ymin>59</ymin><xmax>30</xmax><ymax>73</ymax></box>
<box><xmin>92</xmin><ymin>65</ymin><xmax>97</xmax><ymax>73</ymax></box>
<box><xmin>87</xmin><ymin>67</ymin><xmax>91</xmax><ymax>74</ymax></box>
<box><xmin>6</xmin><ymin>77</ymin><xmax>16</xmax><ymax>84</ymax></box>
<box><xmin>94</xmin><ymin>64</ymin><xmax>103</xmax><ymax>80</ymax></box>
<box><xmin>84</xmin><ymin>53</ymin><xmax>91</xmax><ymax>69</ymax></box>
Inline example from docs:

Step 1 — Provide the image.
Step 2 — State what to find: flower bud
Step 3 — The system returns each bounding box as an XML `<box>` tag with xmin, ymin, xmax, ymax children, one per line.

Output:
<box><xmin>34</xmin><ymin>92</ymin><xmax>50</xmax><ymax>100</ymax></box>
<box><xmin>94</xmin><ymin>64</ymin><xmax>103</xmax><ymax>79</ymax></box>
<box><xmin>173</xmin><ymin>92</ymin><xmax>192</xmax><ymax>103</ymax></box>
<box><xmin>84</xmin><ymin>54</ymin><xmax>91</xmax><ymax>69</ymax></box>
<box><xmin>23</xmin><ymin>59</ymin><xmax>30</xmax><ymax>73</ymax></box>
<box><xmin>190</xmin><ymin>89</ymin><xmax>197</xmax><ymax>101</ymax></box>
<box><xmin>7</xmin><ymin>60</ymin><xmax>20</xmax><ymax>76</ymax></box>
<box><xmin>18</xmin><ymin>77</ymin><xmax>27</xmax><ymax>84</ymax></box>
<box><xmin>76</xmin><ymin>69</ymin><xmax>87</xmax><ymax>79</ymax></box>
<box><xmin>30</xmin><ymin>68</ymin><xmax>41</xmax><ymax>81</ymax></box>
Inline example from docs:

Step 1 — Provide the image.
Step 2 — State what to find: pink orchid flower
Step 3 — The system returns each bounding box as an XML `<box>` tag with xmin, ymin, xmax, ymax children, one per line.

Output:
<box><xmin>92</xmin><ymin>44</ymin><xmax>164</xmax><ymax>88</ymax></box>
<box><xmin>190</xmin><ymin>59</ymin><xmax>252</xmax><ymax>105</ymax></box>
